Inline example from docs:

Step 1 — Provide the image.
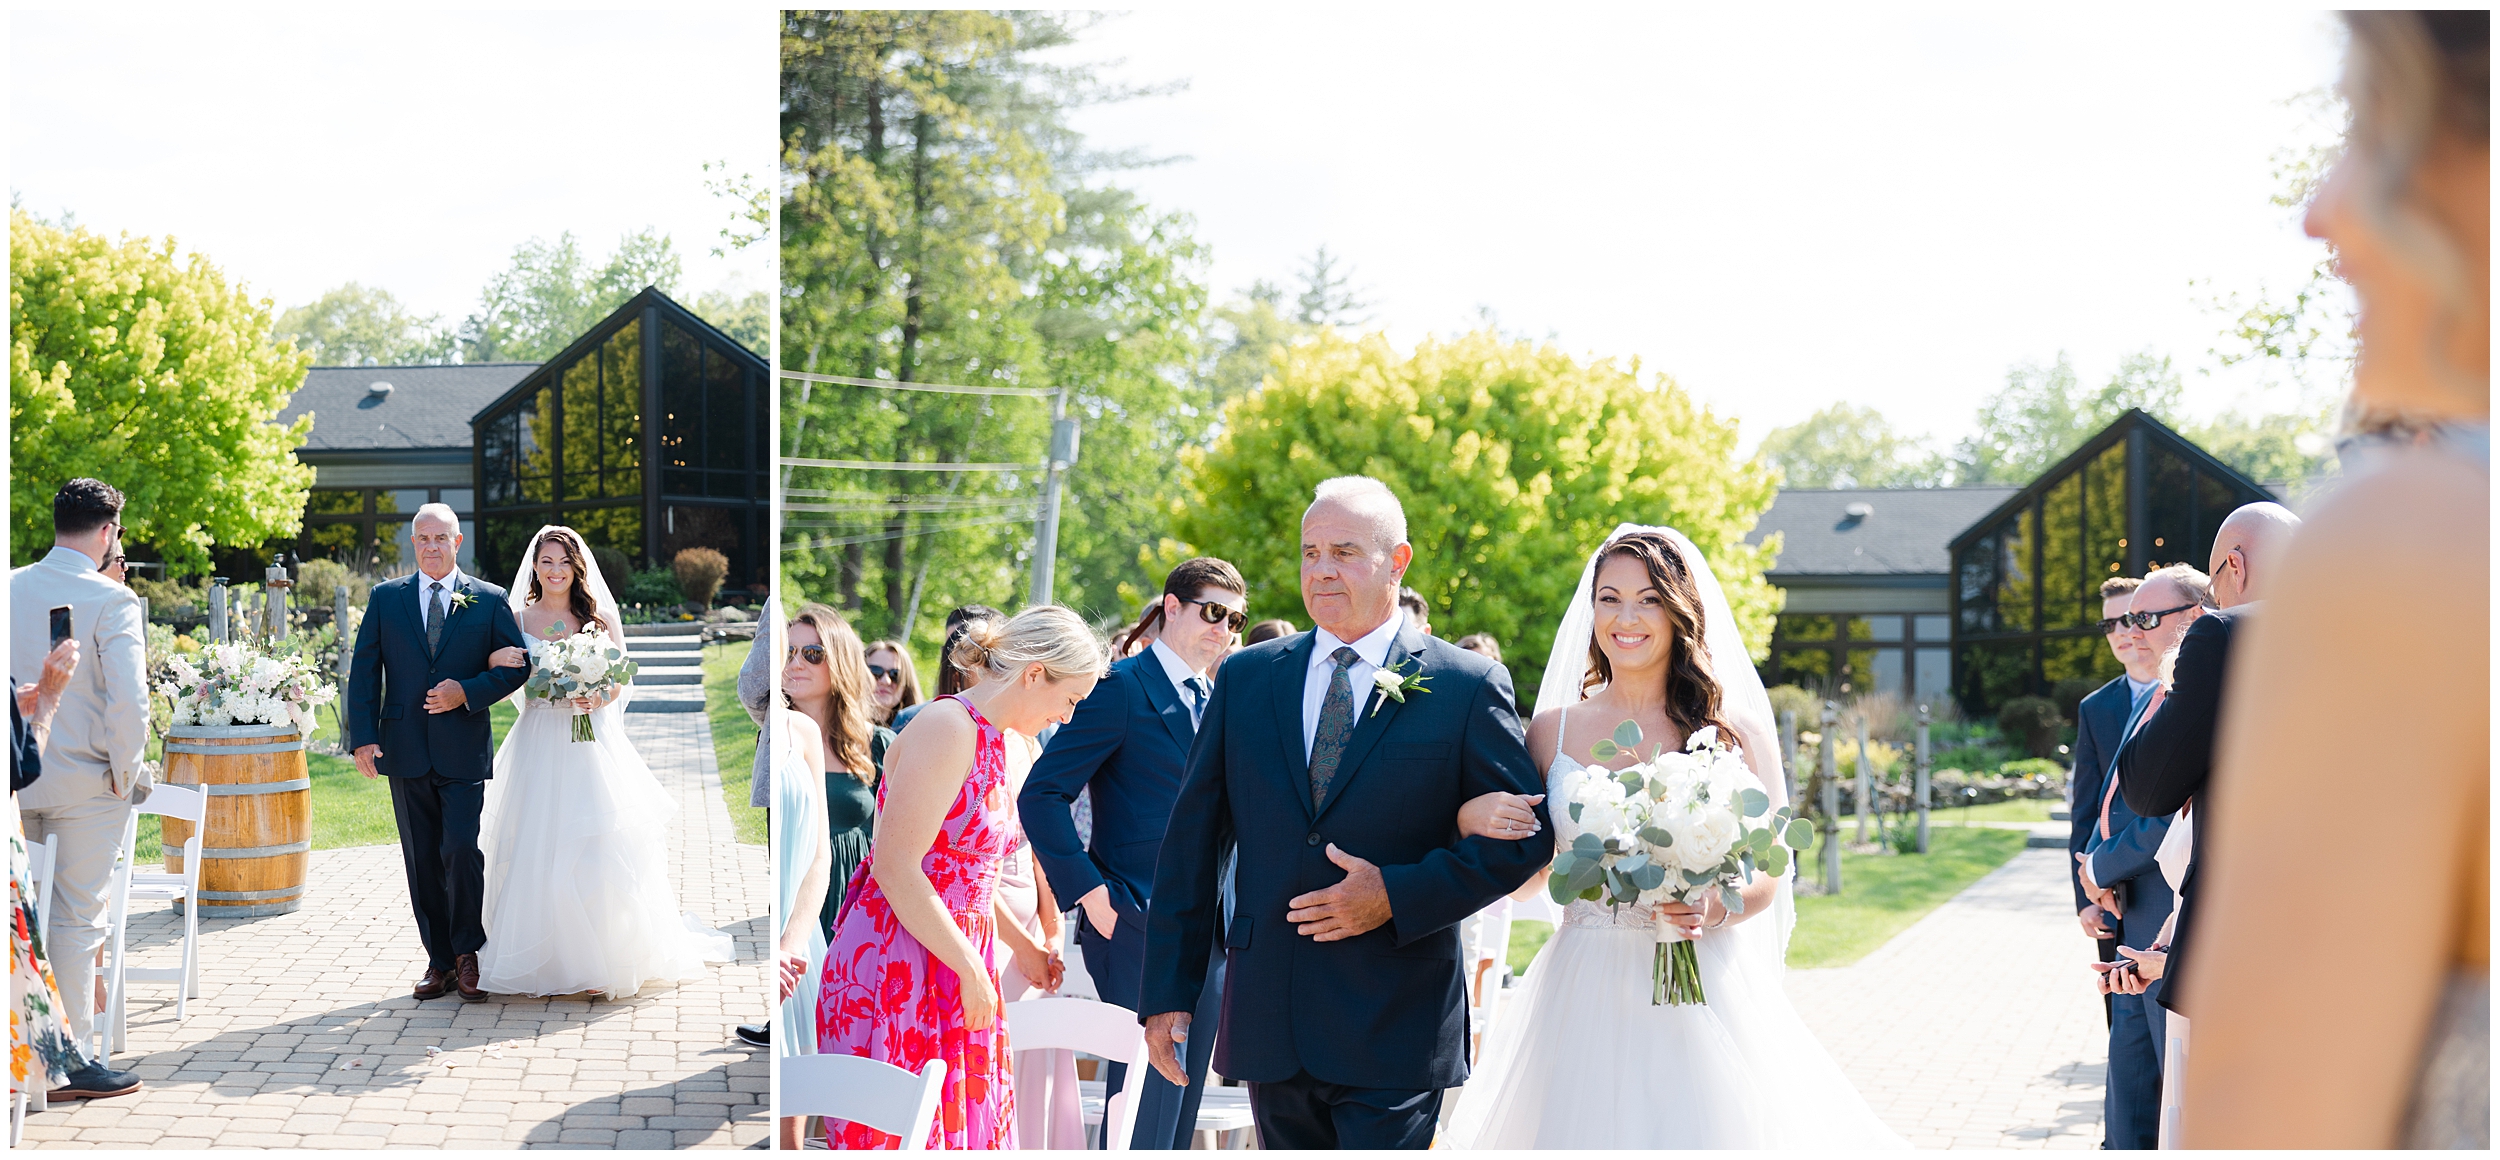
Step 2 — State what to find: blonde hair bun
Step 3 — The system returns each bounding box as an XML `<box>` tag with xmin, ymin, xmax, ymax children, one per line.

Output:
<box><xmin>956</xmin><ymin>606</ymin><xmax>1106</xmax><ymax>685</ymax></box>
<box><xmin>949</xmin><ymin>617</ymin><xmax>1007</xmax><ymax>675</ymax></box>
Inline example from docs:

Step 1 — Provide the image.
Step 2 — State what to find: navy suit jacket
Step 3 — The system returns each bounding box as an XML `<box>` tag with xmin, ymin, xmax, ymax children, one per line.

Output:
<box><xmin>2067</xmin><ymin>676</ymin><xmax>2138</xmax><ymax>913</ymax></box>
<box><xmin>1139</xmin><ymin>625</ymin><xmax>1552</xmax><ymax>1091</ymax></box>
<box><xmin>346</xmin><ymin>572</ymin><xmax>530</xmax><ymax>782</ymax></box>
<box><xmin>2085</xmin><ymin>690</ymin><xmax>2174</xmax><ymax>951</ymax></box>
<box><xmin>1018</xmin><ymin>650</ymin><xmax>1200</xmax><ymax>1003</ymax></box>
<box><xmin>2115</xmin><ymin>605</ymin><xmax>2243</xmax><ymax>1014</ymax></box>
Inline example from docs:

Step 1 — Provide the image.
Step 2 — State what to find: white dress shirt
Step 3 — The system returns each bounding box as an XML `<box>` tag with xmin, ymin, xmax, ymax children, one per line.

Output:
<box><xmin>1302</xmin><ymin>614</ymin><xmax>1404</xmax><ymax>760</ymax></box>
<box><xmin>417</xmin><ymin>565</ymin><xmax>468</xmax><ymax>630</ymax></box>
<box><xmin>1146</xmin><ymin>638</ymin><xmax>1208</xmax><ymax>722</ymax></box>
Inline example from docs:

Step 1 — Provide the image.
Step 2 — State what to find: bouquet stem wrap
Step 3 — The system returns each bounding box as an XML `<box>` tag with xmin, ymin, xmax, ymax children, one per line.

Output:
<box><xmin>571</xmin><ymin>707</ymin><xmax>598</xmax><ymax>743</ymax></box>
<box><xmin>1653</xmin><ymin>920</ymin><xmax>1705</xmax><ymax>1006</ymax></box>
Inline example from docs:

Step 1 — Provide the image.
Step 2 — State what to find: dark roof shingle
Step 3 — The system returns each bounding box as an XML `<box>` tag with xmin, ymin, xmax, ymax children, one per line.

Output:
<box><xmin>1748</xmin><ymin>487</ymin><xmax>2022</xmax><ymax>577</ymax></box>
<box><xmin>281</xmin><ymin>363</ymin><xmax>538</xmax><ymax>453</ymax></box>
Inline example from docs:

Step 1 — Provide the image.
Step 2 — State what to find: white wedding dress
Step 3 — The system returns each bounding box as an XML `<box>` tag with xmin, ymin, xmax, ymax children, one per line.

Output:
<box><xmin>474</xmin><ymin>532</ymin><xmax>733</xmax><ymax>999</ymax></box>
<box><xmin>1442</xmin><ymin>524</ymin><xmax>1903</xmax><ymax>1150</ymax></box>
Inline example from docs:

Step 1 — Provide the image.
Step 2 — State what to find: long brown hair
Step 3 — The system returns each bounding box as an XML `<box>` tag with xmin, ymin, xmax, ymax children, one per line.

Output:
<box><xmin>1582</xmin><ymin>530</ymin><xmax>1736</xmax><ymax>747</ymax></box>
<box><xmin>862</xmin><ymin>639</ymin><xmax>922</xmax><ymax>726</ymax></box>
<box><xmin>1115</xmin><ymin>557</ymin><xmax>1248</xmax><ymax>655</ymax></box>
<box><xmin>526</xmin><ymin>528</ymin><xmax>605</xmax><ymax>635</ymax></box>
<box><xmin>787</xmin><ymin>603</ymin><xmax>875</xmax><ymax>781</ymax></box>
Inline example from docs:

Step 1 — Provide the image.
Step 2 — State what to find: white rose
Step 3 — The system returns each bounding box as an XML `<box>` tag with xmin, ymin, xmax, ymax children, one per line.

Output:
<box><xmin>574</xmin><ymin>654</ymin><xmax>610</xmax><ymax>684</ymax></box>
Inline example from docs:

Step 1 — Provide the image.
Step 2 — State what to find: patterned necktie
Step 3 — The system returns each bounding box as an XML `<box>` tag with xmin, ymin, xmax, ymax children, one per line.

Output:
<box><xmin>1184</xmin><ymin>676</ymin><xmax>1211</xmax><ymax>730</ymax></box>
<box><xmin>426</xmin><ymin>582</ymin><xmax>447</xmax><ymax>654</ymax></box>
<box><xmin>1308</xmin><ymin>647</ymin><xmax>1360</xmax><ymax>809</ymax></box>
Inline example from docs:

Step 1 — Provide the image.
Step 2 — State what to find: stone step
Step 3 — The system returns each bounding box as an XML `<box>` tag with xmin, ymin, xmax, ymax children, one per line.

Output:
<box><xmin>625</xmin><ymin>684</ymin><xmax>706</xmax><ymax>713</ymax></box>
<box><xmin>625</xmin><ymin>622</ymin><xmax>705</xmax><ymax>638</ymax></box>
<box><xmin>629</xmin><ymin>635</ymin><xmax>704</xmax><ymax>650</ymax></box>
<box><xmin>632</xmin><ymin>665</ymin><xmax>705</xmax><ymax>686</ymax></box>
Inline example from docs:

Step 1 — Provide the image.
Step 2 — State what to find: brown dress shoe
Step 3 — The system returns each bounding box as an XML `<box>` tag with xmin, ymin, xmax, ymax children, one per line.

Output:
<box><xmin>455</xmin><ymin>953</ymin><xmax>487</xmax><ymax>1002</ymax></box>
<box><xmin>414</xmin><ymin>965</ymin><xmax>450</xmax><ymax>1000</ymax></box>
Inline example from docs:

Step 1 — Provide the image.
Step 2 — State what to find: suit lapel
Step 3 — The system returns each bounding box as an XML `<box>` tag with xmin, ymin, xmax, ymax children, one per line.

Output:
<box><xmin>1272</xmin><ymin>632</ymin><xmax>1317</xmax><ymax>822</ymax></box>
<box><xmin>404</xmin><ymin>575</ymin><xmax>433</xmax><ymax>657</ymax></box>
<box><xmin>1133</xmin><ymin>653</ymin><xmax>1196</xmax><ymax>754</ymax></box>
<box><xmin>1310</xmin><ymin>627</ymin><xmax>1422</xmax><ymax>826</ymax></box>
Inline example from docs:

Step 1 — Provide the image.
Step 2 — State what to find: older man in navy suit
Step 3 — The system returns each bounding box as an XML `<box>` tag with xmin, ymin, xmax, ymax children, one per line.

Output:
<box><xmin>347</xmin><ymin>505</ymin><xmax>531</xmax><ymax>1003</ymax></box>
<box><xmin>1021</xmin><ymin>557</ymin><xmax>1248</xmax><ymax>1149</ymax></box>
<box><xmin>1139</xmin><ymin>477</ymin><xmax>1552</xmax><ymax>1150</ymax></box>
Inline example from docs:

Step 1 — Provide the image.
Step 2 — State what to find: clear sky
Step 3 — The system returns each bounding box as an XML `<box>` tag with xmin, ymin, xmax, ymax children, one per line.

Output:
<box><xmin>10</xmin><ymin>8</ymin><xmax>776</xmax><ymax>340</ymax></box>
<box><xmin>1045</xmin><ymin>8</ymin><xmax>2351</xmax><ymax>452</ymax></box>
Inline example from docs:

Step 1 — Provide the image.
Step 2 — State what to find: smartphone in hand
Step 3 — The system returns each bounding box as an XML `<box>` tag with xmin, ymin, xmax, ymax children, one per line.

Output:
<box><xmin>48</xmin><ymin>605</ymin><xmax>72</xmax><ymax>647</ymax></box>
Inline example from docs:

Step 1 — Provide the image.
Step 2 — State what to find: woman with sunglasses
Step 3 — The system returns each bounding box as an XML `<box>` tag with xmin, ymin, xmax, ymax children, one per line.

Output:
<box><xmin>861</xmin><ymin>641</ymin><xmax>922</xmax><ymax>727</ymax></box>
<box><xmin>782</xmin><ymin>604</ymin><xmax>895</xmax><ymax>940</ymax></box>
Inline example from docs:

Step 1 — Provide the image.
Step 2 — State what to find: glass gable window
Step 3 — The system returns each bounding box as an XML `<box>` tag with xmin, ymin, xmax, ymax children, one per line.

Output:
<box><xmin>471</xmin><ymin>289</ymin><xmax>766</xmax><ymax>595</ymax></box>
<box><xmin>1946</xmin><ymin>411</ymin><xmax>2275</xmax><ymax>715</ymax></box>
<box><xmin>1764</xmin><ymin>612</ymin><xmax>1953</xmax><ymax>700</ymax></box>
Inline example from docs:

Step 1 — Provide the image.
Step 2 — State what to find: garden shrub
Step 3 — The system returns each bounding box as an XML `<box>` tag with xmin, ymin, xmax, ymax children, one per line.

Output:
<box><xmin>673</xmin><ymin>547</ymin><xmax>730</xmax><ymax>609</ymax></box>
<box><xmin>1996</xmin><ymin>695</ymin><xmax>2065</xmax><ymax>759</ymax></box>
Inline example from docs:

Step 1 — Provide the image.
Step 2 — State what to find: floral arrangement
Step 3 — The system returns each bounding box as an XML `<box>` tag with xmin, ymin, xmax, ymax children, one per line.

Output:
<box><xmin>157</xmin><ymin>640</ymin><xmax>338</xmax><ymax>732</ymax></box>
<box><xmin>1548</xmin><ymin>720</ymin><xmax>1816</xmax><ymax>1005</ymax></box>
<box><xmin>524</xmin><ymin>627</ymin><xmax>638</xmax><ymax>742</ymax></box>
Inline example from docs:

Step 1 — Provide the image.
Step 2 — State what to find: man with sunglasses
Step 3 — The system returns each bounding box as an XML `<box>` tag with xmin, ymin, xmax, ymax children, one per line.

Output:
<box><xmin>2069</xmin><ymin>577</ymin><xmax>2156</xmax><ymax>1029</ymax></box>
<box><xmin>2079</xmin><ymin>565</ymin><xmax>2209</xmax><ymax>1148</ymax></box>
<box><xmin>1021</xmin><ymin>557</ymin><xmax>1249</xmax><ymax>1148</ymax></box>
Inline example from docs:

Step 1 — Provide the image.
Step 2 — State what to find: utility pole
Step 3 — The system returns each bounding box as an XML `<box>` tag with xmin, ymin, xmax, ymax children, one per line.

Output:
<box><xmin>1819</xmin><ymin>700</ymin><xmax>1842</xmax><ymax>894</ymax></box>
<box><xmin>1027</xmin><ymin>386</ymin><xmax>1080</xmax><ymax>607</ymax></box>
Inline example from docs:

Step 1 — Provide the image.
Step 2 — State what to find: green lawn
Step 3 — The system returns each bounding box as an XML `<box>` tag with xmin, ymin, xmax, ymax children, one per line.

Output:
<box><xmin>1787</xmin><ymin>826</ymin><xmax>2028</xmax><ymax>968</ymax></box>
<box><xmin>703</xmin><ymin>641</ymin><xmax>766</xmax><ymax>846</ymax></box>
<box><xmin>1503</xmin><ymin>825</ymin><xmax>2030</xmax><ymax>976</ymax></box>
<box><xmin>1832</xmin><ymin>797</ymin><xmax>2056</xmax><ymax>824</ymax></box>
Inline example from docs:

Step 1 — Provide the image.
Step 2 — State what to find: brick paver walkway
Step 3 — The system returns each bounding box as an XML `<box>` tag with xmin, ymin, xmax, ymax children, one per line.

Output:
<box><xmin>1786</xmin><ymin>846</ymin><xmax>2109</xmax><ymax>1149</ymax></box>
<box><xmin>20</xmin><ymin>712</ymin><xmax>770</xmax><ymax>1150</ymax></box>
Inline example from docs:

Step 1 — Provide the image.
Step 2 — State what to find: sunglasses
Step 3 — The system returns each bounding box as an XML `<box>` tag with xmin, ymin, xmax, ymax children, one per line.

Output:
<box><xmin>1178</xmin><ymin>597</ymin><xmax>1247</xmax><ymax>633</ymax></box>
<box><xmin>2115</xmin><ymin>603</ymin><xmax>2200</xmax><ymax>632</ymax></box>
<box><xmin>104</xmin><ymin>555</ymin><xmax>126</xmax><ymax>570</ymax></box>
<box><xmin>868</xmin><ymin>664</ymin><xmax>901</xmax><ymax>683</ymax></box>
<box><xmin>787</xmin><ymin>643</ymin><xmax>828</xmax><ymax>665</ymax></box>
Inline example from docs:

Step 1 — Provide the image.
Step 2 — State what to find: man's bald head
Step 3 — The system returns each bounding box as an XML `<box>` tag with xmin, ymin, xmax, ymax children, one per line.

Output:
<box><xmin>2207</xmin><ymin>501</ymin><xmax>2302</xmax><ymax>608</ymax></box>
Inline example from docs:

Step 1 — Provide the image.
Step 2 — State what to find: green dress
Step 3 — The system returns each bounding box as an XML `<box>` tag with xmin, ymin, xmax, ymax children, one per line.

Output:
<box><xmin>819</xmin><ymin>727</ymin><xmax>893</xmax><ymax>941</ymax></box>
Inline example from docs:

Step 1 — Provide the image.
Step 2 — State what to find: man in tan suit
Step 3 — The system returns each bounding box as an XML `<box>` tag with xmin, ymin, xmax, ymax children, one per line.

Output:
<box><xmin>12</xmin><ymin>478</ymin><xmax>150</xmax><ymax>1057</ymax></box>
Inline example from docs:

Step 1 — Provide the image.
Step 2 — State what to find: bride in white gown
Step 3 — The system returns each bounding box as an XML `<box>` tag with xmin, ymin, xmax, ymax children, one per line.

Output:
<box><xmin>474</xmin><ymin>526</ymin><xmax>732</xmax><ymax>999</ymax></box>
<box><xmin>1443</xmin><ymin>524</ymin><xmax>1902</xmax><ymax>1149</ymax></box>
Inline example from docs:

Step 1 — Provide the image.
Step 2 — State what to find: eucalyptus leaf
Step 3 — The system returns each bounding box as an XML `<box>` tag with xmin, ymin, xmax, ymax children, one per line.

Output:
<box><xmin>1573</xmin><ymin>831</ymin><xmax>1605</xmax><ymax>855</ymax></box>
<box><xmin>1589</xmin><ymin>739</ymin><xmax>1621</xmax><ymax>760</ymax></box>
<box><xmin>1638</xmin><ymin>825</ymin><xmax>1676</xmax><ymax>848</ymax></box>
<box><xmin>1785</xmin><ymin>818</ymin><xmax>1816</xmax><ymax>850</ymax></box>
<box><xmin>1551</xmin><ymin>851</ymin><xmax>1580</xmax><ymax>877</ymax></box>
<box><xmin>1683</xmin><ymin>868</ymin><xmax>1717</xmax><ymax>887</ymax></box>
<box><xmin>1759</xmin><ymin>845</ymin><xmax>1790</xmax><ymax>878</ymax></box>
<box><xmin>1617</xmin><ymin>769</ymin><xmax>1644</xmax><ymax>794</ymax></box>
<box><xmin>1566</xmin><ymin>858</ymin><xmax>1607</xmax><ymax>895</ymax></box>
<box><xmin>1613</xmin><ymin>719</ymin><xmax>1644</xmax><ymax>749</ymax></box>
<box><xmin>1630</xmin><ymin>861</ymin><xmax>1667</xmax><ymax>891</ymax></box>
<box><xmin>1549</xmin><ymin>873</ymin><xmax>1581</xmax><ymax>906</ymax></box>
<box><xmin>1569</xmin><ymin>802</ymin><xmax>1584</xmax><ymax>824</ymax></box>
<box><xmin>1720</xmin><ymin>885</ymin><xmax>1746</xmax><ymax>916</ymax></box>
<box><xmin>1739</xmin><ymin>788</ymin><xmax>1769</xmax><ymax>818</ymax></box>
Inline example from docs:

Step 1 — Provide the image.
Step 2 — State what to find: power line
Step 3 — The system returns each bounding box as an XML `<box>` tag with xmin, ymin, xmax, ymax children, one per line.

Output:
<box><xmin>778</xmin><ymin>511</ymin><xmax>1041</xmax><ymax>552</ymax></box>
<box><xmin>779</xmin><ymin>369</ymin><xmax>1056</xmax><ymax>399</ymax></box>
<box><xmin>779</xmin><ymin>456</ymin><xmax>1042</xmax><ymax>473</ymax></box>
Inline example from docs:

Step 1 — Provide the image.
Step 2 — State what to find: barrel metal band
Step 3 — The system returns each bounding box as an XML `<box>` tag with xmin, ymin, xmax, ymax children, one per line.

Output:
<box><xmin>165</xmin><ymin>741</ymin><xmax>307</xmax><ymax>755</ymax></box>
<box><xmin>199</xmin><ymin>841</ymin><xmax>311</xmax><ymax>859</ymax></box>
<box><xmin>197</xmin><ymin>887</ymin><xmax>305</xmax><ymax>901</ymax></box>
<box><xmin>194</xmin><ymin>779</ymin><xmax>311</xmax><ymax>796</ymax></box>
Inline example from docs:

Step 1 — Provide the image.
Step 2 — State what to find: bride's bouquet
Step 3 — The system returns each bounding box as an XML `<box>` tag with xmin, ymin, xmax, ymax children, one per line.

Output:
<box><xmin>524</xmin><ymin>627</ymin><xmax>638</xmax><ymax>742</ymax></box>
<box><xmin>158</xmin><ymin>640</ymin><xmax>338</xmax><ymax>732</ymax></box>
<box><xmin>1548</xmin><ymin>720</ymin><xmax>1816</xmax><ymax>1005</ymax></box>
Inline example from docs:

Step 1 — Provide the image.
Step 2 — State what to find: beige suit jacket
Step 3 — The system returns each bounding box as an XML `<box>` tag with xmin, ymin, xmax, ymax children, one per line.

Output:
<box><xmin>12</xmin><ymin>546</ymin><xmax>150</xmax><ymax>806</ymax></box>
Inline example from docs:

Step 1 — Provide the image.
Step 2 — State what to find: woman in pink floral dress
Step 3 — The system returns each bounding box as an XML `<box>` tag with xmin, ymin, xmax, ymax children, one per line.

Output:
<box><xmin>817</xmin><ymin>608</ymin><xmax>1105</xmax><ymax>1149</ymax></box>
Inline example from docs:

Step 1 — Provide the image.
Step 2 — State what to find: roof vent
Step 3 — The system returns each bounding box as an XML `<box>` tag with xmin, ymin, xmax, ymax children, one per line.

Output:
<box><xmin>1843</xmin><ymin>501</ymin><xmax>1873</xmax><ymax>519</ymax></box>
<box><xmin>367</xmin><ymin>381</ymin><xmax>394</xmax><ymax>398</ymax></box>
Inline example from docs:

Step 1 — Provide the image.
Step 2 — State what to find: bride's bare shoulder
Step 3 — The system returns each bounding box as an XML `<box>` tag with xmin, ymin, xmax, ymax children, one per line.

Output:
<box><xmin>1526</xmin><ymin>704</ymin><xmax>1566</xmax><ymax>767</ymax></box>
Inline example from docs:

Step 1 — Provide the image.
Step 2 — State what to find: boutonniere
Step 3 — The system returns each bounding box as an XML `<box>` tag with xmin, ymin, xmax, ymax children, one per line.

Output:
<box><xmin>1369</xmin><ymin>662</ymin><xmax>1431</xmax><ymax>718</ymax></box>
<box><xmin>447</xmin><ymin>589</ymin><xmax>478</xmax><ymax>613</ymax></box>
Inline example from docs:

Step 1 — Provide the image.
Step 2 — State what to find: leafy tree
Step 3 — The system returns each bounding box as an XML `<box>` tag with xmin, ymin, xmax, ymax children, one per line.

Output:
<box><xmin>272</xmin><ymin>283</ymin><xmax>457</xmax><ymax>365</ymax></box>
<box><xmin>2204</xmin><ymin>87</ymin><xmax>2356</xmax><ymax>392</ymax></box>
<box><xmin>1293</xmin><ymin>245</ymin><xmax>1370</xmax><ymax>327</ymax></box>
<box><xmin>693</xmin><ymin>288</ymin><xmax>770</xmax><ymax>355</ymax></box>
<box><xmin>456</xmin><ymin>229</ymin><xmax>681</xmax><ymax>362</ymax></box>
<box><xmin>1207</xmin><ymin>280</ymin><xmax>1305</xmax><ymax>407</ymax></box>
<box><xmin>779</xmin><ymin>11</ymin><xmax>1210</xmax><ymax>650</ymax></box>
<box><xmin>1756</xmin><ymin>402</ymin><xmax>1947</xmax><ymax>489</ymax></box>
<box><xmin>2188</xmin><ymin>404</ymin><xmax>2337</xmax><ymax>488</ymax></box>
<box><xmin>1179</xmin><ymin>329</ymin><xmax>1782</xmax><ymax>712</ymax></box>
<box><xmin>1948</xmin><ymin>351</ymin><xmax>2185</xmax><ymax>484</ymax></box>
<box><xmin>11</xmin><ymin>209</ymin><xmax>315</xmax><ymax>575</ymax></box>
<box><xmin>701</xmin><ymin>160</ymin><xmax>772</xmax><ymax>257</ymax></box>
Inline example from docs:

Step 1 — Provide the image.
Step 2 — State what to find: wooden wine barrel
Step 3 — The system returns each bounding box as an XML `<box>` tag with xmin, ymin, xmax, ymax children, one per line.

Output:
<box><xmin>160</xmin><ymin>723</ymin><xmax>312</xmax><ymax>917</ymax></box>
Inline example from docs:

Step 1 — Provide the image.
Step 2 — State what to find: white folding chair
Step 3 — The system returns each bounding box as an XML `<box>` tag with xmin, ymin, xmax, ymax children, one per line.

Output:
<box><xmin>1006</xmin><ymin>997</ymin><xmax>1149</xmax><ymax>1152</ymax></box>
<box><xmin>27</xmin><ymin>831</ymin><xmax>59</xmax><ymax>949</ymax></box>
<box><xmin>779</xmin><ymin>1054</ymin><xmax>948</xmax><ymax>1151</ymax></box>
<box><xmin>101</xmin><ymin>782</ymin><xmax>206</xmax><ymax>1054</ymax></box>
